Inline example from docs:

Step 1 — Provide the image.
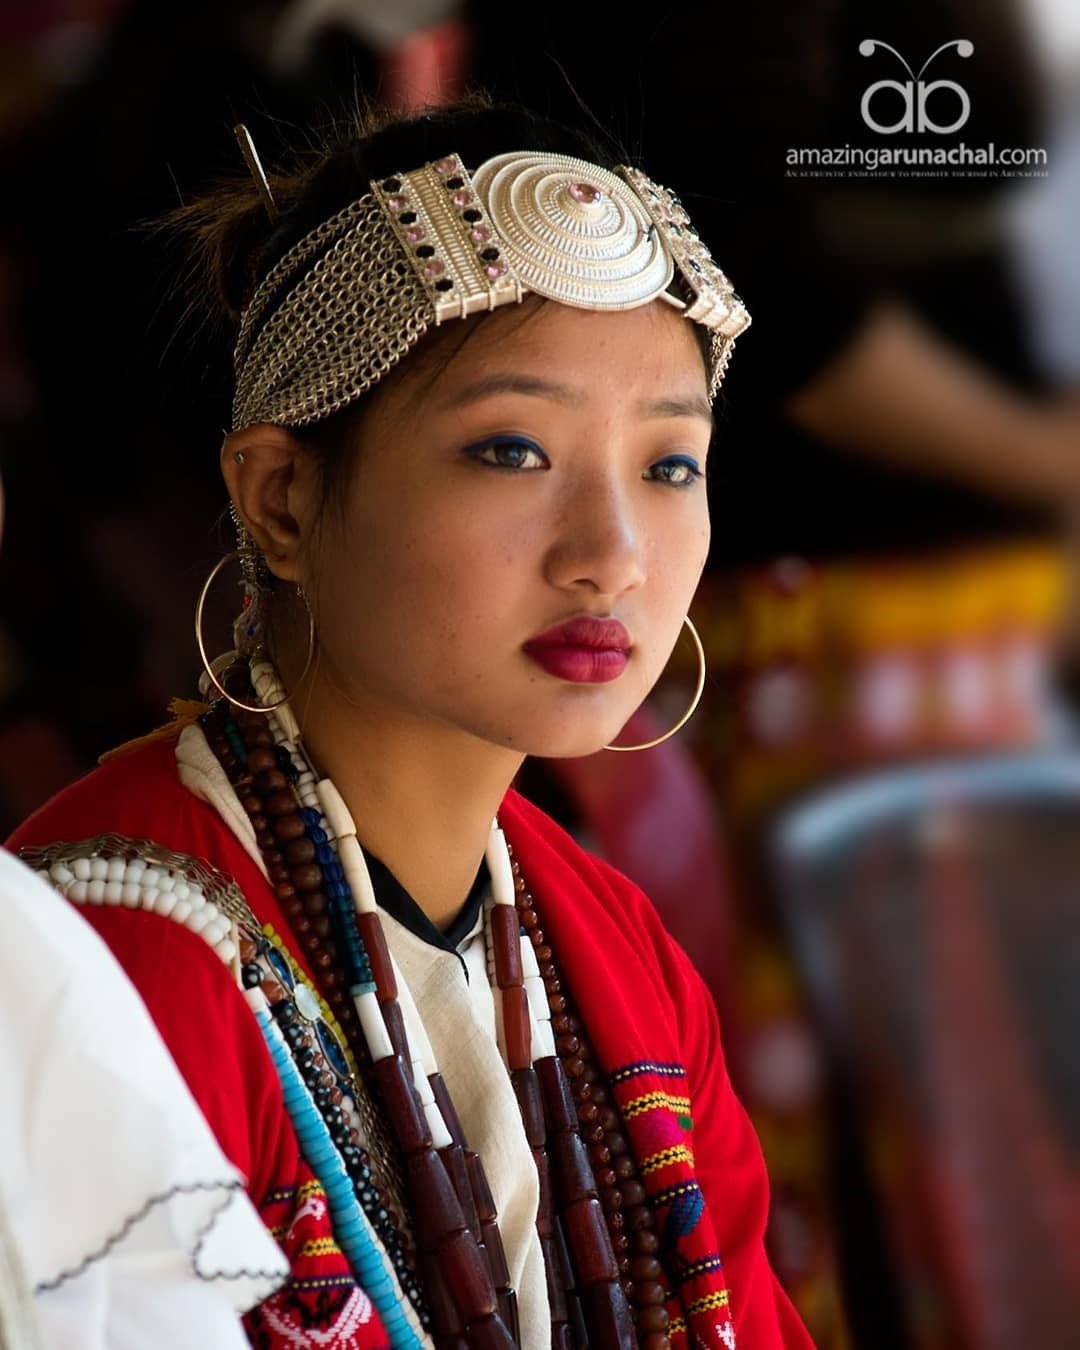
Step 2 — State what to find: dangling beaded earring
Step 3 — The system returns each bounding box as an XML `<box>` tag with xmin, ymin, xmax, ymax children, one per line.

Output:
<box><xmin>194</xmin><ymin>513</ymin><xmax>315</xmax><ymax>716</ymax></box>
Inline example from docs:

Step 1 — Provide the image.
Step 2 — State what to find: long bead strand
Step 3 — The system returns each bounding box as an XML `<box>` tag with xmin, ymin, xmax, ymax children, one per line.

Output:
<box><xmin>507</xmin><ymin>846</ymin><xmax>675</xmax><ymax>1349</ymax></box>
<box><xmin>485</xmin><ymin>825</ymin><xmax>634</xmax><ymax>1350</ymax></box>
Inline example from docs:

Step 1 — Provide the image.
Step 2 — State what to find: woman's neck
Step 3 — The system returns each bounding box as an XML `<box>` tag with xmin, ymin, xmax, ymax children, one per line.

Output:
<box><xmin>287</xmin><ymin>664</ymin><xmax>525</xmax><ymax>933</ymax></box>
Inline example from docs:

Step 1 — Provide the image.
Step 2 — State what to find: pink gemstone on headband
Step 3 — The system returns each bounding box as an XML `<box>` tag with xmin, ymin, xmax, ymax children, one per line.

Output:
<box><xmin>568</xmin><ymin>181</ymin><xmax>600</xmax><ymax>204</ymax></box>
<box><xmin>485</xmin><ymin>262</ymin><xmax>508</xmax><ymax>279</ymax></box>
<box><xmin>422</xmin><ymin>259</ymin><xmax>446</xmax><ymax>279</ymax></box>
<box><xmin>433</xmin><ymin>157</ymin><xmax>456</xmax><ymax>175</ymax></box>
<box><xmin>387</xmin><ymin>195</ymin><xmax>408</xmax><ymax>212</ymax></box>
<box><xmin>405</xmin><ymin>226</ymin><xmax>425</xmax><ymax>243</ymax></box>
<box><xmin>470</xmin><ymin>225</ymin><xmax>492</xmax><ymax>243</ymax></box>
<box><xmin>451</xmin><ymin>189</ymin><xmax>472</xmax><ymax>207</ymax></box>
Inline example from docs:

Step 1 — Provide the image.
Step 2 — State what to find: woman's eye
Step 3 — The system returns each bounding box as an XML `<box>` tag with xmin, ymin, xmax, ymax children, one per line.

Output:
<box><xmin>647</xmin><ymin>456</ymin><xmax>703</xmax><ymax>487</ymax></box>
<box><xmin>466</xmin><ymin>437</ymin><xmax>549</xmax><ymax>470</ymax></box>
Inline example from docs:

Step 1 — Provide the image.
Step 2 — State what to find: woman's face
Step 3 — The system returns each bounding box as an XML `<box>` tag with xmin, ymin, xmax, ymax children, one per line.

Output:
<box><xmin>298</xmin><ymin>297</ymin><xmax>712</xmax><ymax>757</ymax></box>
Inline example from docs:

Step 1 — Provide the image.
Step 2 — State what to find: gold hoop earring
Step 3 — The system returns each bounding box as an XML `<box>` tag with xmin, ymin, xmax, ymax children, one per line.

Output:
<box><xmin>603</xmin><ymin>614</ymin><xmax>706</xmax><ymax>752</ymax></box>
<box><xmin>194</xmin><ymin>550</ymin><xmax>315</xmax><ymax>715</ymax></box>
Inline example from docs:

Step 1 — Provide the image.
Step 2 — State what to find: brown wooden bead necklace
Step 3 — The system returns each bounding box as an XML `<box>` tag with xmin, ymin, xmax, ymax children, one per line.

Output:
<box><xmin>506</xmin><ymin>851</ymin><xmax>674</xmax><ymax>1348</ymax></box>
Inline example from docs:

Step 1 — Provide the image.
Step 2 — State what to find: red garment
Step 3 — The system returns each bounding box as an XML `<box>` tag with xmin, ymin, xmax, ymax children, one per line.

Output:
<box><xmin>8</xmin><ymin>737</ymin><xmax>812</xmax><ymax>1349</ymax></box>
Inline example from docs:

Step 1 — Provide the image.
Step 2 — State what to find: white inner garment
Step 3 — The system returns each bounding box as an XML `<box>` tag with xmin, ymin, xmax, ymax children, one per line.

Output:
<box><xmin>381</xmin><ymin>903</ymin><xmax>549</xmax><ymax>1348</ymax></box>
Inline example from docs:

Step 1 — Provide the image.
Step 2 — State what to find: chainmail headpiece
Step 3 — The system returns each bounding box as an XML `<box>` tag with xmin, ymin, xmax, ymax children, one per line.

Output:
<box><xmin>231</xmin><ymin>150</ymin><xmax>751</xmax><ymax>431</ymax></box>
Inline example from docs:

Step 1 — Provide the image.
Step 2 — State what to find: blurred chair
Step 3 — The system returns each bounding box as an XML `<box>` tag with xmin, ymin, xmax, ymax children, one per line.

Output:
<box><xmin>771</xmin><ymin>752</ymin><xmax>1080</xmax><ymax>1350</ymax></box>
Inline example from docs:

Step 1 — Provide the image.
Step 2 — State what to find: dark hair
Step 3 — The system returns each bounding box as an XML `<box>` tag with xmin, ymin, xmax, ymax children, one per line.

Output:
<box><xmin>170</xmin><ymin>97</ymin><xmax>624</xmax><ymax>507</ymax></box>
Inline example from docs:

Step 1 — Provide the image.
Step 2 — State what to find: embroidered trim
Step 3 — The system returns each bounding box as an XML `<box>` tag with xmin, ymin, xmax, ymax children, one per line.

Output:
<box><xmin>254</xmin><ymin>1281</ymin><xmax>376</xmax><ymax>1344</ymax></box>
<box><xmin>33</xmin><ymin>1178</ymin><xmax>282</xmax><ymax>1294</ymax></box>
<box><xmin>687</xmin><ymin>1290</ymin><xmax>731</xmax><ymax>1315</ymax></box>
<box><xmin>288</xmin><ymin>1274</ymin><xmax>363</xmax><ymax>1292</ymax></box>
<box><xmin>610</xmin><ymin>1060</ymin><xmax>687</xmax><ymax>1084</ymax></box>
<box><xmin>641</xmin><ymin>1144</ymin><xmax>695</xmax><ymax>1175</ymax></box>
<box><xmin>622</xmin><ymin>1090</ymin><xmax>693</xmax><ymax>1119</ymax></box>
<box><xmin>298</xmin><ymin>1238</ymin><xmax>341</xmax><ymax>1259</ymax></box>
<box><xmin>677</xmin><ymin>1254</ymin><xmax>724</xmax><ymax>1284</ymax></box>
<box><xmin>653</xmin><ymin>1180</ymin><xmax>702</xmax><ymax>1206</ymax></box>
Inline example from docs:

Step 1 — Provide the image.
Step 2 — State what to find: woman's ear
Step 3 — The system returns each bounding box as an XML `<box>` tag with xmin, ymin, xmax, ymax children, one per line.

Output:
<box><xmin>221</xmin><ymin>425</ymin><xmax>319</xmax><ymax>583</ymax></box>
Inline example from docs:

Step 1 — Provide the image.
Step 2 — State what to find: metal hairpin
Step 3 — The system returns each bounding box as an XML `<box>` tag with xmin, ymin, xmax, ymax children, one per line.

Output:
<box><xmin>234</xmin><ymin>123</ymin><xmax>279</xmax><ymax>222</ymax></box>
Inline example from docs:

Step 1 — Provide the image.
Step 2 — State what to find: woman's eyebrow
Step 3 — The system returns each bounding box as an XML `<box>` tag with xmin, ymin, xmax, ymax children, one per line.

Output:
<box><xmin>438</xmin><ymin>373</ymin><xmax>585</xmax><ymax>411</ymax></box>
<box><xmin>438</xmin><ymin>374</ymin><xmax>712</xmax><ymax>424</ymax></box>
<box><xmin>636</xmin><ymin>394</ymin><xmax>714</xmax><ymax>422</ymax></box>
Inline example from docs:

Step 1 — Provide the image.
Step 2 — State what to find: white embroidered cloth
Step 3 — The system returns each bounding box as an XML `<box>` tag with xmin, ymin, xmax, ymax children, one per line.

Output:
<box><xmin>0</xmin><ymin>847</ymin><xmax>288</xmax><ymax>1349</ymax></box>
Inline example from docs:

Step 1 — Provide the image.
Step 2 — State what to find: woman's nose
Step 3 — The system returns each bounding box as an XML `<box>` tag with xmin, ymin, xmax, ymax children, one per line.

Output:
<box><xmin>543</xmin><ymin>477</ymin><xmax>647</xmax><ymax>598</ymax></box>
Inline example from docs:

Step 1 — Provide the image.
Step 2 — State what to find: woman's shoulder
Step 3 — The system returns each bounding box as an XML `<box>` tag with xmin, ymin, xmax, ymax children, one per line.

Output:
<box><xmin>6</xmin><ymin>733</ymin><xmax>293</xmax><ymax>1191</ymax></box>
<box><xmin>7</xmin><ymin>729</ymin><xmax>269</xmax><ymax>902</ymax></box>
<box><xmin>5</xmin><ymin>731</ymin><xmax>258</xmax><ymax>1012</ymax></box>
<box><xmin>497</xmin><ymin>785</ymin><xmax>692</xmax><ymax>1023</ymax></box>
<box><xmin>499</xmin><ymin>786</ymin><xmax>666</xmax><ymax>930</ymax></box>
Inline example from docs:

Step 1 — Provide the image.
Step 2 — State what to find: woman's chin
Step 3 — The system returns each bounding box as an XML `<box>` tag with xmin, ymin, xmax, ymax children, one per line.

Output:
<box><xmin>516</xmin><ymin>721</ymin><xmax>632</xmax><ymax>761</ymax></box>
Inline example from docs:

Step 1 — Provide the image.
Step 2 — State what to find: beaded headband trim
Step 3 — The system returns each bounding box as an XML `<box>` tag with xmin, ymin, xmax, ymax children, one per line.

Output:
<box><xmin>231</xmin><ymin>149</ymin><xmax>751</xmax><ymax>431</ymax></box>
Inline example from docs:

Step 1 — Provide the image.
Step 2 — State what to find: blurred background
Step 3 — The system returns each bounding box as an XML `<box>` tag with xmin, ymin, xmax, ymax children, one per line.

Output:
<box><xmin>1</xmin><ymin>1</ymin><xmax>1078</xmax><ymax>1346</ymax></box>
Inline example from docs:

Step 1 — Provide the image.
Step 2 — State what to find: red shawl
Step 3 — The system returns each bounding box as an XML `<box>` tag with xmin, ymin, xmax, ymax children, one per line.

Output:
<box><xmin>8</xmin><ymin>737</ymin><xmax>812</xmax><ymax>1350</ymax></box>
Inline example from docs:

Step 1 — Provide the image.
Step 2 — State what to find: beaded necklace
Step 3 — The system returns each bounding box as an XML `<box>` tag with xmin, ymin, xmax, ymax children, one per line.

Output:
<box><xmin>204</xmin><ymin>658</ymin><xmax>675</xmax><ymax>1348</ymax></box>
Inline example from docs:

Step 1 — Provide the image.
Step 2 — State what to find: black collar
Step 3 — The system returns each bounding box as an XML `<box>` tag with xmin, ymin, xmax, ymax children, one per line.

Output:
<box><xmin>364</xmin><ymin>849</ymin><xmax>490</xmax><ymax>956</ymax></box>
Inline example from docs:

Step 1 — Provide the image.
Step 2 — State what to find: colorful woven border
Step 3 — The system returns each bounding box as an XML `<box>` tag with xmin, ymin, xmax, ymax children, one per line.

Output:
<box><xmin>609</xmin><ymin>1061</ymin><xmax>737</xmax><ymax>1349</ymax></box>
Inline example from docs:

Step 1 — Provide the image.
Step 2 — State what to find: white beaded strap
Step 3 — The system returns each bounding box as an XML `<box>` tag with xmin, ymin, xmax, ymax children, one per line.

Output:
<box><xmin>316</xmin><ymin>778</ymin><xmax>356</xmax><ymax>845</ymax></box>
<box><xmin>390</xmin><ymin>951</ymin><xmax>454</xmax><ymax>1150</ymax></box>
<box><xmin>309</xmin><ymin>776</ymin><xmax>378</xmax><ymax>915</ymax></box>
<box><xmin>266</xmin><ymin>700</ymin><xmax>302</xmax><ymax>750</ymax></box>
<box><xmin>37</xmin><ymin>851</ymin><xmax>239</xmax><ymax>968</ymax></box>
<box><xmin>338</xmin><ymin>836</ymin><xmax>378</xmax><ymax>915</ymax></box>
<box><xmin>521</xmin><ymin>932</ymin><xmax>557</xmax><ymax>1060</ymax></box>
<box><xmin>481</xmin><ymin>823</ymin><xmax>557</xmax><ymax>1065</ymax></box>
<box><xmin>483</xmin><ymin>895</ymin><xmax>498</xmax><ymax>990</ymax></box>
<box><xmin>273</xmin><ymin>734</ymin><xmax>395</xmax><ymax>1066</ymax></box>
<box><xmin>485</xmin><ymin>822</ymin><xmax>516</xmax><ymax>907</ymax></box>
<box><xmin>354</xmin><ymin>989</ymin><xmax>395</xmax><ymax>1060</ymax></box>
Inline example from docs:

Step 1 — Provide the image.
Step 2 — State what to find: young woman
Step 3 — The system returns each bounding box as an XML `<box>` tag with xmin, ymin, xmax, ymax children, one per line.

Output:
<box><xmin>9</xmin><ymin>102</ymin><xmax>813</xmax><ymax>1349</ymax></box>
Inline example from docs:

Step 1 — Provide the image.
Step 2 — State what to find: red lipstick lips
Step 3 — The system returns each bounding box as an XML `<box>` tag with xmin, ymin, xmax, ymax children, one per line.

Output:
<box><xmin>522</xmin><ymin>616</ymin><xmax>631</xmax><ymax>684</ymax></box>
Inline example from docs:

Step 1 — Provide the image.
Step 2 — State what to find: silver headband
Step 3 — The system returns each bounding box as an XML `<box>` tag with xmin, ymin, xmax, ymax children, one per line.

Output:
<box><xmin>232</xmin><ymin>150</ymin><xmax>751</xmax><ymax>431</ymax></box>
